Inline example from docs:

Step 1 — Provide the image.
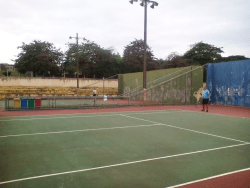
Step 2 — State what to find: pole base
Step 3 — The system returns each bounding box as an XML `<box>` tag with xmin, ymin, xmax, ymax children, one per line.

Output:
<box><xmin>143</xmin><ymin>88</ymin><xmax>147</xmax><ymax>104</ymax></box>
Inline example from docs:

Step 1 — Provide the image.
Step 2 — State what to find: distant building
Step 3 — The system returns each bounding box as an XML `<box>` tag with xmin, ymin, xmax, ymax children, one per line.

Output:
<box><xmin>0</xmin><ymin>63</ymin><xmax>15</xmax><ymax>71</ymax></box>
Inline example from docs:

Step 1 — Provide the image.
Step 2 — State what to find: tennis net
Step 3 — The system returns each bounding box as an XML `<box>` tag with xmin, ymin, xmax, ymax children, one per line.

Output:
<box><xmin>4</xmin><ymin>96</ymin><xmax>132</xmax><ymax>111</ymax></box>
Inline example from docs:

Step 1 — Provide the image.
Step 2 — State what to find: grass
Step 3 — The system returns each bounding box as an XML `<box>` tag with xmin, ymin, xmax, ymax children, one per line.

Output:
<box><xmin>0</xmin><ymin>70</ymin><xmax>30</xmax><ymax>77</ymax></box>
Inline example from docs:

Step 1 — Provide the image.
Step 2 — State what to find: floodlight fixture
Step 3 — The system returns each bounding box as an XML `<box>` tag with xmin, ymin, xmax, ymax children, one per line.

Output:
<box><xmin>154</xmin><ymin>2</ymin><xmax>158</xmax><ymax>6</ymax></box>
<box><xmin>69</xmin><ymin>36</ymin><xmax>72</xmax><ymax>39</ymax></box>
<box><xmin>150</xmin><ymin>3</ymin><xmax>154</xmax><ymax>9</ymax></box>
<box><xmin>129</xmin><ymin>0</ymin><xmax>133</xmax><ymax>4</ymax></box>
<box><xmin>140</xmin><ymin>1</ymin><xmax>144</xmax><ymax>6</ymax></box>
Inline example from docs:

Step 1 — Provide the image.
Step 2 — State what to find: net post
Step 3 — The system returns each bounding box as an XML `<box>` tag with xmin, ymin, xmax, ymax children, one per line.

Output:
<box><xmin>94</xmin><ymin>96</ymin><xmax>96</xmax><ymax>107</ymax></box>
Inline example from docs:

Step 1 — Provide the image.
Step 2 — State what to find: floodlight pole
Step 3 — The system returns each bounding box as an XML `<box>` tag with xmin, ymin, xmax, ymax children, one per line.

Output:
<box><xmin>76</xmin><ymin>33</ymin><xmax>79</xmax><ymax>88</ymax></box>
<box><xmin>69</xmin><ymin>33</ymin><xmax>84</xmax><ymax>88</ymax></box>
<box><xmin>129</xmin><ymin>0</ymin><xmax>158</xmax><ymax>102</ymax></box>
<box><xmin>143</xmin><ymin>1</ymin><xmax>147</xmax><ymax>102</ymax></box>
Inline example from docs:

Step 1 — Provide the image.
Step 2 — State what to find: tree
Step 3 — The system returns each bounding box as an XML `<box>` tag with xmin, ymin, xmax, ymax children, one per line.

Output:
<box><xmin>222</xmin><ymin>55</ymin><xmax>249</xmax><ymax>62</ymax></box>
<box><xmin>93</xmin><ymin>54</ymin><xmax>129</xmax><ymax>78</ymax></box>
<box><xmin>161</xmin><ymin>52</ymin><xmax>190</xmax><ymax>69</ymax></box>
<box><xmin>14</xmin><ymin>40</ymin><xmax>63</xmax><ymax>76</ymax></box>
<box><xmin>64</xmin><ymin>40</ymin><xmax>111</xmax><ymax>78</ymax></box>
<box><xmin>64</xmin><ymin>39</ymin><xmax>126</xmax><ymax>78</ymax></box>
<box><xmin>123</xmin><ymin>39</ymin><xmax>157</xmax><ymax>72</ymax></box>
<box><xmin>183</xmin><ymin>42</ymin><xmax>224</xmax><ymax>65</ymax></box>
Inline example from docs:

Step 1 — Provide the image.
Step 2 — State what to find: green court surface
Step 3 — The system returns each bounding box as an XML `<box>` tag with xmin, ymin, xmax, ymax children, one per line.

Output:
<box><xmin>0</xmin><ymin>101</ymin><xmax>4</xmax><ymax>108</ymax></box>
<box><xmin>0</xmin><ymin>110</ymin><xmax>249</xmax><ymax>187</ymax></box>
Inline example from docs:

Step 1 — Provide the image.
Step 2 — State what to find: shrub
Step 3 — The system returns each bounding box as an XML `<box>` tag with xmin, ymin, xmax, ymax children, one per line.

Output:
<box><xmin>3</xmin><ymin>71</ymin><xmax>12</xmax><ymax>76</ymax></box>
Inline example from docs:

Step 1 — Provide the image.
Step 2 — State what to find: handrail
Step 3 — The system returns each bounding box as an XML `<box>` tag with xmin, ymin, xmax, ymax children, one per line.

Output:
<box><xmin>119</xmin><ymin>66</ymin><xmax>192</xmax><ymax>97</ymax></box>
<box><xmin>80</xmin><ymin>74</ymin><xmax>118</xmax><ymax>89</ymax></box>
<box><xmin>127</xmin><ymin>66</ymin><xmax>203</xmax><ymax>98</ymax></box>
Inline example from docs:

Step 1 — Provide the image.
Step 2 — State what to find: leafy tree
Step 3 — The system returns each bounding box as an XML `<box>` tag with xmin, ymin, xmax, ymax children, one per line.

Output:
<box><xmin>123</xmin><ymin>39</ymin><xmax>157</xmax><ymax>72</ymax></box>
<box><xmin>63</xmin><ymin>39</ymin><xmax>112</xmax><ymax>77</ymax></box>
<box><xmin>222</xmin><ymin>55</ymin><xmax>249</xmax><ymax>62</ymax></box>
<box><xmin>183</xmin><ymin>42</ymin><xmax>224</xmax><ymax>65</ymax></box>
<box><xmin>14</xmin><ymin>40</ymin><xmax>63</xmax><ymax>76</ymax></box>
<box><xmin>153</xmin><ymin>58</ymin><xmax>165</xmax><ymax>67</ymax></box>
<box><xmin>64</xmin><ymin>39</ymin><xmax>127</xmax><ymax>78</ymax></box>
<box><xmin>94</xmin><ymin>54</ymin><xmax>129</xmax><ymax>78</ymax></box>
<box><xmin>161</xmin><ymin>52</ymin><xmax>190</xmax><ymax>69</ymax></box>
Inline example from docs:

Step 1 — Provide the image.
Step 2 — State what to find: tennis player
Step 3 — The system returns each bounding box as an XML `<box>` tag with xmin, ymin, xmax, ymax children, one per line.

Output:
<box><xmin>201</xmin><ymin>86</ymin><xmax>210</xmax><ymax>112</ymax></box>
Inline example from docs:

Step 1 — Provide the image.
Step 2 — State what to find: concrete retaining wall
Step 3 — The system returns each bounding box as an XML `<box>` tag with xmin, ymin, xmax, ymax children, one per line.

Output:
<box><xmin>119</xmin><ymin>66</ymin><xmax>203</xmax><ymax>104</ymax></box>
<box><xmin>0</xmin><ymin>77</ymin><xmax>118</xmax><ymax>88</ymax></box>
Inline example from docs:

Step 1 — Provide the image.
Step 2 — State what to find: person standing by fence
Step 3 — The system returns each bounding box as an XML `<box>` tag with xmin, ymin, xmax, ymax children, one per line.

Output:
<box><xmin>93</xmin><ymin>88</ymin><xmax>97</xmax><ymax>97</ymax></box>
<box><xmin>201</xmin><ymin>86</ymin><xmax>210</xmax><ymax>112</ymax></box>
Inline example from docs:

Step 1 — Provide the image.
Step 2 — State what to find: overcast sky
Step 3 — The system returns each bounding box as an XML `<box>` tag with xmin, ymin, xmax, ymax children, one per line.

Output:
<box><xmin>1</xmin><ymin>0</ymin><xmax>250</xmax><ymax>65</ymax></box>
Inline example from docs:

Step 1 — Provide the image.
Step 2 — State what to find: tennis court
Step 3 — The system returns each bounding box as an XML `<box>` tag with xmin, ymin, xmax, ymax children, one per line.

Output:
<box><xmin>0</xmin><ymin>109</ymin><xmax>250</xmax><ymax>187</ymax></box>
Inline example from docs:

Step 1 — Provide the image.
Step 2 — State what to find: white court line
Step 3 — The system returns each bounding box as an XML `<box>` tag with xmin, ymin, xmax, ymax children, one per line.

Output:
<box><xmin>0</xmin><ymin>111</ymin><xmax>184</xmax><ymax>122</ymax></box>
<box><xmin>0</xmin><ymin>109</ymin><xmax>184</xmax><ymax>118</ymax></box>
<box><xmin>121</xmin><ymin>114</ymin><xmax>249</xmax><ymax>144</ymax></box>
<box><xmin>166</xmin><ymin>167</ymin><xmax>250</xmax><ymax>188</ymax></box>
<box><xmin>162</xmin><ymin>124</ymin><xmax>249</xmax><ymax>144</ymax></box>
<box><xmin>0</xmin><ymin>114</ymin><xmax>120</xmax><ymax>122</ymax></box>
<box><xmin>0</xmin><ymin>143</ymin><xmax>248</xmax><ymax>185</ymax></box>
<box><xmin>119</xmin><ymin>114</ymin><xmax>160</xmax><ymax>124</ymax></box>
<box><xmin>181</xmin><ymin>109</ymin><xmax>250</xmax><ymax>119</ymax></box>
<box><xmin>0</xmin><ymin>123</ymin><xmax>163</xmax><ymax>138</ymax></box>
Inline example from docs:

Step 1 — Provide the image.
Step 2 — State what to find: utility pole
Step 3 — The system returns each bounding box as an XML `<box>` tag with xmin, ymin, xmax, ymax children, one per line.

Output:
<box><xmin>69</xmin><ymin>33</ymin><xmax>85</xmax><ymax>88</ymax></box>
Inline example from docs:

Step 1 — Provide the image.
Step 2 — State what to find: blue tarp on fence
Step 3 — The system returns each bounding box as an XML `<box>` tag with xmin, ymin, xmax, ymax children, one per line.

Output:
<box><xmin>207</xmin><ymin>60</ymin><xmax>250</xmax><ymax>107</ymax></box>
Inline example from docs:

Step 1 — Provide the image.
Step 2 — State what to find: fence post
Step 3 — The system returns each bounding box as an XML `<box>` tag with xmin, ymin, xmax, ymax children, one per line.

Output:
<box><xmin>103</xmin><ymin>77</ymin><xmax>105</xmax><ymax>96</ymax></box>
<box><xmin>5</xmin><ymin>98</ymin><xmax>7</xmax><ymax>111</ymax></box>
<box><xmin>185</xmin><ymin>73</ymin><xmax>187</xmax><ymax>104</ymax></box>
<box><xmin>191</xmin><ymin>66</ymin><xmax>193</xmax><ymax>104</ymax></box>
<box><xmin>94</xmin><ymin>97</ymin><xmax>96</xmax><ymax>107</ymax></box>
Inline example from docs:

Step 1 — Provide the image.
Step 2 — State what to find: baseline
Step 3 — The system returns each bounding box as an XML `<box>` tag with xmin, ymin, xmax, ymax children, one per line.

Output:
<box><xmin>180</xmin><ymin>109</ymin><xmax>250</xmax><ymax>119</ymax></box>
<box><xmin>0</xmin><ymin>110</ymin><xmax>184</xmax><ymax>122</ymax></box>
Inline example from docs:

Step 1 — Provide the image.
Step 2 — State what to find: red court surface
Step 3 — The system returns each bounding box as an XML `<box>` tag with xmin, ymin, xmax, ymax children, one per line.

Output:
<box><xmin>169</xmin><ymin>169</ymin><xmax>250</xmax><ymax>188</ymax></box>
<box><xmin>0</xmin><ymin>104</ymin><xmax>249</xmax><ymax>118</ymax></box>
